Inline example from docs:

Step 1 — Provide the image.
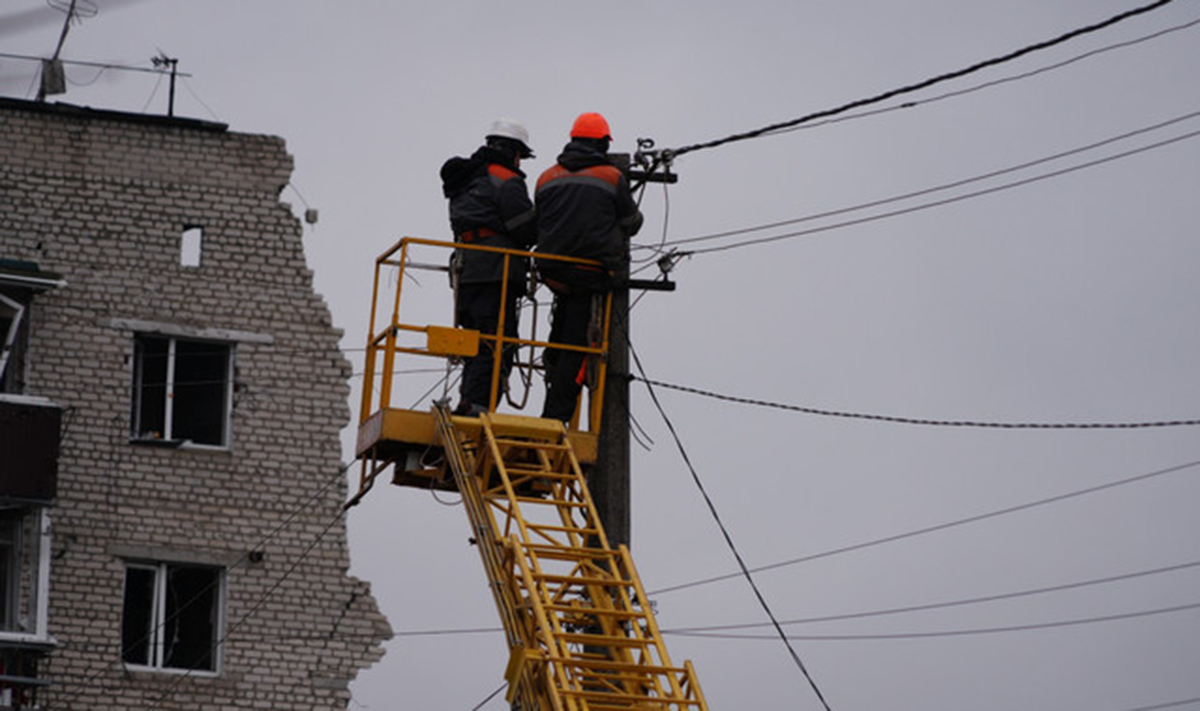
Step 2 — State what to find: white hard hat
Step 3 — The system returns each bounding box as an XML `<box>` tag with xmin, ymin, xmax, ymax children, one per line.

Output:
<box><xmin>487</xmin><ymin>118</ymin><xmax>534</xmax><ymax>158</ymax></box>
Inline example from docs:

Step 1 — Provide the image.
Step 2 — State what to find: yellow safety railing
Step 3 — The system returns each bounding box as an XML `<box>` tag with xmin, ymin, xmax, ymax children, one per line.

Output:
<box><xmin>358</xmin><ymin>237</ymin><xmax>614</xmax><ymax>435</ymax></box>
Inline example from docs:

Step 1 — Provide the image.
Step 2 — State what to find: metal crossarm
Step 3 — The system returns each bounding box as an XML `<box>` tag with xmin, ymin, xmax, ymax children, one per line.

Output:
<box><xmin>433</xmin><ymin>404</ymin><xmax>708</xmax><ymax>710</ymax></box>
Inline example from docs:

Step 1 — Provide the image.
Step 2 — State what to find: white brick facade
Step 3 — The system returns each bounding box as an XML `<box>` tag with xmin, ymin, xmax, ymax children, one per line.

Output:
<box><xmin>0</xmin><ymin>98</ymin><xmax>391</xmax><ymax>709</ymax></box>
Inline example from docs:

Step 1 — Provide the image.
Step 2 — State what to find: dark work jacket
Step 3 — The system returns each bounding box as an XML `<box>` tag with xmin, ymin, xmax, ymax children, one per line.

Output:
<box><xmin>441</xmin><ymin>146</ymin><xmax>536</xmax><ymax>285</ymax></box>
<box><xmin>534</xmin><ymin>140</ymin><xmax>643</xmax><ymax>283</ymax></box>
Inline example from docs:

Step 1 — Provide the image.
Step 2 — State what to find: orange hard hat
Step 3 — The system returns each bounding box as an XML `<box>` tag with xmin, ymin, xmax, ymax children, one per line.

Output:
<box><xmin>570</xmin><ymin>112</ymin><xmax>612</xmax><ymax>141</ymax></box>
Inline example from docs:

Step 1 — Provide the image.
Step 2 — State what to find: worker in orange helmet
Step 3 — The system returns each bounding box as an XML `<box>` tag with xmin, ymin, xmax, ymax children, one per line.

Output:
<box><xmin>441</xmin><ymin>118</ymin><xmax>537</xmax><ymax>416</ymax></box>
<box><xmin>535</xmin><ymin>112</ymin><xmax>643</xmax><ymax>423</ymax></box>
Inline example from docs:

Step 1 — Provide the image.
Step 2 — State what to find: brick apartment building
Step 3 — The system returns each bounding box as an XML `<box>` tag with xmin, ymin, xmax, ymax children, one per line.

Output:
<box><xmin>0</xmin><ymin>97</ymin><xmax>391</xmax><ymax>709</ymax></box>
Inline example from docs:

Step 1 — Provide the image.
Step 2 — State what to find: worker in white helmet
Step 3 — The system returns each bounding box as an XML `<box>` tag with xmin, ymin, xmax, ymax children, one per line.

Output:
<box><xmin>440</xmin><ymin>118</ymin><xmax>537</xmax><ymax>416</ymax></box>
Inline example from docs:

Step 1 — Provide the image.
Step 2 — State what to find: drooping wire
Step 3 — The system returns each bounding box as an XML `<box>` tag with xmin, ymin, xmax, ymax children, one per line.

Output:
<box><xmin>649</xmin><ymin>457</ymin><xmax>1200</xmax><ymax>596</ymax></box>
<box><xmin>667</xmin><ymin>0</ymin><xmax>1181</xmax><ymax>158</ymax></box>
<box><xmin>63</xmin><ymin>63</ymin><xmax>107</xmax><ymax>87</ymax></box>
<box><xmin>629</xmin><ymin>340</ymin><xmax>835</xmax><ymax>711</ymax></box>
<box><xmin>632</xmin><ymin>180</ymin><xmax>673</xmax><ymax>266</ymax></box>
<box><xmin>633</xmin><ymin>376</ymin><xmax>1200</xmax><ymax>430</ymax></box>
<box><xmin>629</xmin><ymin>408</ymin><xmax>655</xmax><ymax>452</ymax></box>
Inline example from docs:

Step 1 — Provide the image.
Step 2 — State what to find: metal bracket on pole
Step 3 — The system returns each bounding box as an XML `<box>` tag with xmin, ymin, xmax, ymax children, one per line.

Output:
<box><xmin>630</xmin><ymin>138</ymin><xmax>678</xmax><ymax>189</ymax></box>
<box><xmin>622</xmin><ymin>279</ymin><xmax>675</xmax><ymax>292</ymax></box>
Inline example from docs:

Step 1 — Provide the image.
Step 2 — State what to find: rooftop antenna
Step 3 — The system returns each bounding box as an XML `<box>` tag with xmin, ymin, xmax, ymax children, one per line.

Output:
<box><xmin>151</xmin><ymin>50</ymin><xmax>178</xmax><ymax>117</ymax></box>
<box><xmin>37</xmin><ymin>0</ymin><xmax>99</xmax><ymax>101</ymax></box>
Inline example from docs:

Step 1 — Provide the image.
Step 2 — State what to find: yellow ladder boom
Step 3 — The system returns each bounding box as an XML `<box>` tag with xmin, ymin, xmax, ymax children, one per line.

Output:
<box><xmin>433</xmin><ymin>403</ymin><xmax>708</xmax><ymax>710</ymax></box>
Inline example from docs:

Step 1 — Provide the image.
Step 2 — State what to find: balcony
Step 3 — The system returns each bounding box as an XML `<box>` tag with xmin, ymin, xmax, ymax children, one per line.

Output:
<box><xmin>0</xmin><ymin>397</ymin><xmax>60</xmax><ymax>502</ymax></box>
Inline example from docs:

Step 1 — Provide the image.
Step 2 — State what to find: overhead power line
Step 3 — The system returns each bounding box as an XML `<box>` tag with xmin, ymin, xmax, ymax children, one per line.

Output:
<box><xmin>664</xmin><ymin>600</ymin><xmax>1200</xmax><ymax>641</ymax></box>
<box><xmin>649</xmin><ymin>457</ymin><xmax>1200</xmax><ymax>595</ymax></box>
<box><xmin>1127</xmin><ymin>697</ymin><xmax>1200</xmax><ymax>711</ymax></box>
<box><xmin>667</xmin><ymin>0</ymin><xmax>1181</xmax><ymax>157</ymax></box>
<box><xmin>768</xmin><ymin>16</ymin><xmax>1200</xmax><ymax>139</ymax></box>
<box><xmin>633</xmin><ymin>376</ymin><xmax>1200</xmax><ymax>430</ymax></box>
<box><xmin>677</xmin><ymin>126</ymin><xmax>1200</xmax><ymax>256</ymax></box>
<box><xmin>642</xmin><ymin>109</ymin><xmax>1200</xmax><ymax>252</ymax></box>
<box><xmin>759</xmin><ymin>16</ymin><xmax>1200</xmax><ymax>140</ymax></box>
<box><xmin>667</xmin><ymin>558</ymin><xmax>1200</xmax><ymax>633</ymax></box>
<box><xmin>379</xmin><ymin>557</ymin><xmax>1200</xmax><ymax>640</ymax></box>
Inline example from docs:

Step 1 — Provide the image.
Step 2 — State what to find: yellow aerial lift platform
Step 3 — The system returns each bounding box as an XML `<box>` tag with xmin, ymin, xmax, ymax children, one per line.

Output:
<box><xmin>351</xmin><ymin>238</ymin><xmax>708</xmax><ymax>709</ymax></box>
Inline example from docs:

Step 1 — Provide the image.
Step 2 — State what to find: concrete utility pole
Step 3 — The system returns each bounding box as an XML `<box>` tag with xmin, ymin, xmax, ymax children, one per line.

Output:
<box><xmin>592</xmin><ymin>265</ymin><xmax>631</xmax><ymax>550</ymax></box>
<box><xmin>589</xmin><ymin>152</ymin><xmax>676</xmax><ymax>552</ymax></box>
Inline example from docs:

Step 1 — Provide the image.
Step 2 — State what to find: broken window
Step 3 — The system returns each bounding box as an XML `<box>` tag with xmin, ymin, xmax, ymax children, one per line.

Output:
<box><xmin>0</xmin><ymin>506</ymin><xmax>51</xmax><ymax>639</ymax></box>
<box><xmin>130</xmin><ymin>336</ymin><xmax>233</xmax><ymax>446</ymax></box>
<box><xmin>0</xmin><ymin>513</ymin><xmax>18</xmax><ymax>632</ymax></box>
<box><xmin>121</xmin><ymin>561</ymin><xmax>223</xmax><ymax>673</ymax></box>
<box><xmin>0</xmin><ymin>293</ymin><xmax>26</xmax><ymax>395</ymax></box>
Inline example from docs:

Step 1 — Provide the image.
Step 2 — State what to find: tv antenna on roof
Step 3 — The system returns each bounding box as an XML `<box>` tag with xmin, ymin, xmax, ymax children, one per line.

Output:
<box><xmin>151</xmin><ymin>50</ymin><xmax>179</xmax><ymax>116</ymax></box>
<box><xmin>37</xmin><ymin>0</ymin><xmax>98</xmax><ymax>100</ymax></box>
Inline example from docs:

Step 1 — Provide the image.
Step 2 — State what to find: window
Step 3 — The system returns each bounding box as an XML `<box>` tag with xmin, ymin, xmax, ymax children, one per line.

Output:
<box><xmin>0</xmin><ymin>513</ymin><xmax>20</xmax><ymax>632</ymax></box>
<box><xmin>131</xmin><ymin>336</ymin><xmax>233</xmax><ymax>446</ymax></box>
<box><xmin>181</xmin><ymin>226</ymin><xmax>203</xmax><ymax>268</ymax></box>
<box><xmin>121</xmin><ymin>562</ymin><xmax>223</xmax><ymax>673</ymax></box>
<box><xmin>0</xmin><ymin>506</ymin><xmax>50</xmax><ymax>640</ymax></box>
<box><xmin>0</xmin><ymin>293</ymin><xmax>26</xmax><ymax>395</ymax></box>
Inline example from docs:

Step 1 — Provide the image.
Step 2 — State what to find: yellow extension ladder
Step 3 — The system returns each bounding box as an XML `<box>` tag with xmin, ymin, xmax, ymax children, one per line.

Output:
<box><xmin>433</xmin><ymin>403</ymin><xmax>709</xmax><ymax>711</ymax></box>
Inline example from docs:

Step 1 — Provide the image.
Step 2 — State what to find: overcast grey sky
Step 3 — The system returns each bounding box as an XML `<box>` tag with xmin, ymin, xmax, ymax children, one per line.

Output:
<box><xmin>4</xmin><ymin>1</ymin><xmax>1200</xmax><ymax>708</ymax></box>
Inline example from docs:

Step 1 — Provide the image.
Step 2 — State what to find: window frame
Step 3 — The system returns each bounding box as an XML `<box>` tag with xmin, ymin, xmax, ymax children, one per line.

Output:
<box><xmin>0</xmin><ymin>507</ymin><xmax>52</xmax><ymax>645</ymax></box>
<box><xmin>0</xmin><ymin>292</ymin><xmax>26</xmax><ymax>395</ymax></box>
<box><xmin>0</xmin><ymin>512</ymin><xmax>21</xmax><ymax>631</ymax></box>
<box><xmin>120</xmin><ymin>560</ymin><xmax>226</xmax><ymax>675</ymax></box>
<box><xmin>130</xmin><ymin>334</ymin><xmax>235</xmax><ymax>449</ymax></box>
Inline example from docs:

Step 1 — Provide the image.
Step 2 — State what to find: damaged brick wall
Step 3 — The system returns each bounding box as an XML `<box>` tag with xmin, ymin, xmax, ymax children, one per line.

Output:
<box><xmin>0</xmin><ymin>98</ymin><xmax>391</xmax><ymax>710</ymax></box>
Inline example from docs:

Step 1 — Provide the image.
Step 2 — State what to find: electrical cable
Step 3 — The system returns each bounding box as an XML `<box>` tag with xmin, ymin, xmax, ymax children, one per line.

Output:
<box><xmin>649</xmin><ymin>457</ymin><xmax>1200</xmax><ymax>596</ymax></box>
<box><xmin>643</xmin><ymin>109</ymin><xmax>1200</xmax><ymax>251</ymax></box>
<box><xmin>682</xmin><ymin>126</ymin><xmax>1200</xmax><ymax>256</ymax></box>
<box><xmin>667</xmin><ymin>0</ymin><xmax>1181</xmax><ymax>158</ymax></box>
<box><xmin>391</xmin><ymin>626</ymin><xmax>500</xmax><ymax>638</ymax></box>
<box><xmin>632</xmin><ymin>181</ymin><xmax>673</xmax><ymax>265</ymax></box>
<box><xmin>22</xmin><ymin>64</ymin><xmax>39</xmax><ymax>99</ymax></box>
<box><xmin>1127</xmin><ymin>697</ymin><xmax>1200</xmax><ymax>711</ymax></box>
<box><xmin>377</xmin><ymin>556</ymin><xmax>1200</xmax><ymax>639</ymax></box>
<box><xmin>665</xmin><ymin>558</ymin><xmax>1200</xmax><ymax>633</ymax></box>
<box><xmin>629</xmin><ymin>340</ymin><xmax>835</xmax><ymax>711</ymax></box>
<box><xmin>63</xmin><ymin>63</ymin><xmax>106</xmax><ymax>87</ymax></box>
<box><xmin>180</xmin><ymin>77</ymin><xmax>221</xmax><ymax>121</ymax></box>
<box><xmin>664</xmin><ymin>599</ymin><xmax>1200</xmax><ymax>641</ymax></box>
<box><xmin>139</xmin><ymin>68</ymin><xmax>163</xmax><ymax>113</ymax></box>
<box><xmin>633</xmin><ymin>376</ymin><xmax>1200</xmax><ymax>430</ymax></box>
<box><xmin>760</xmin><ymin>16</ymin><xmax>1200</xmax><ymax>140</ymax></box>
<box><xmin>629</xmin><ymin>408</ymin><xmax>655</xmax><ymax>452</ymax></box>
<box><xmin>470</xmin><ymin>682</ymin><xmax>507</xmax><ymax>711</ymax></box>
